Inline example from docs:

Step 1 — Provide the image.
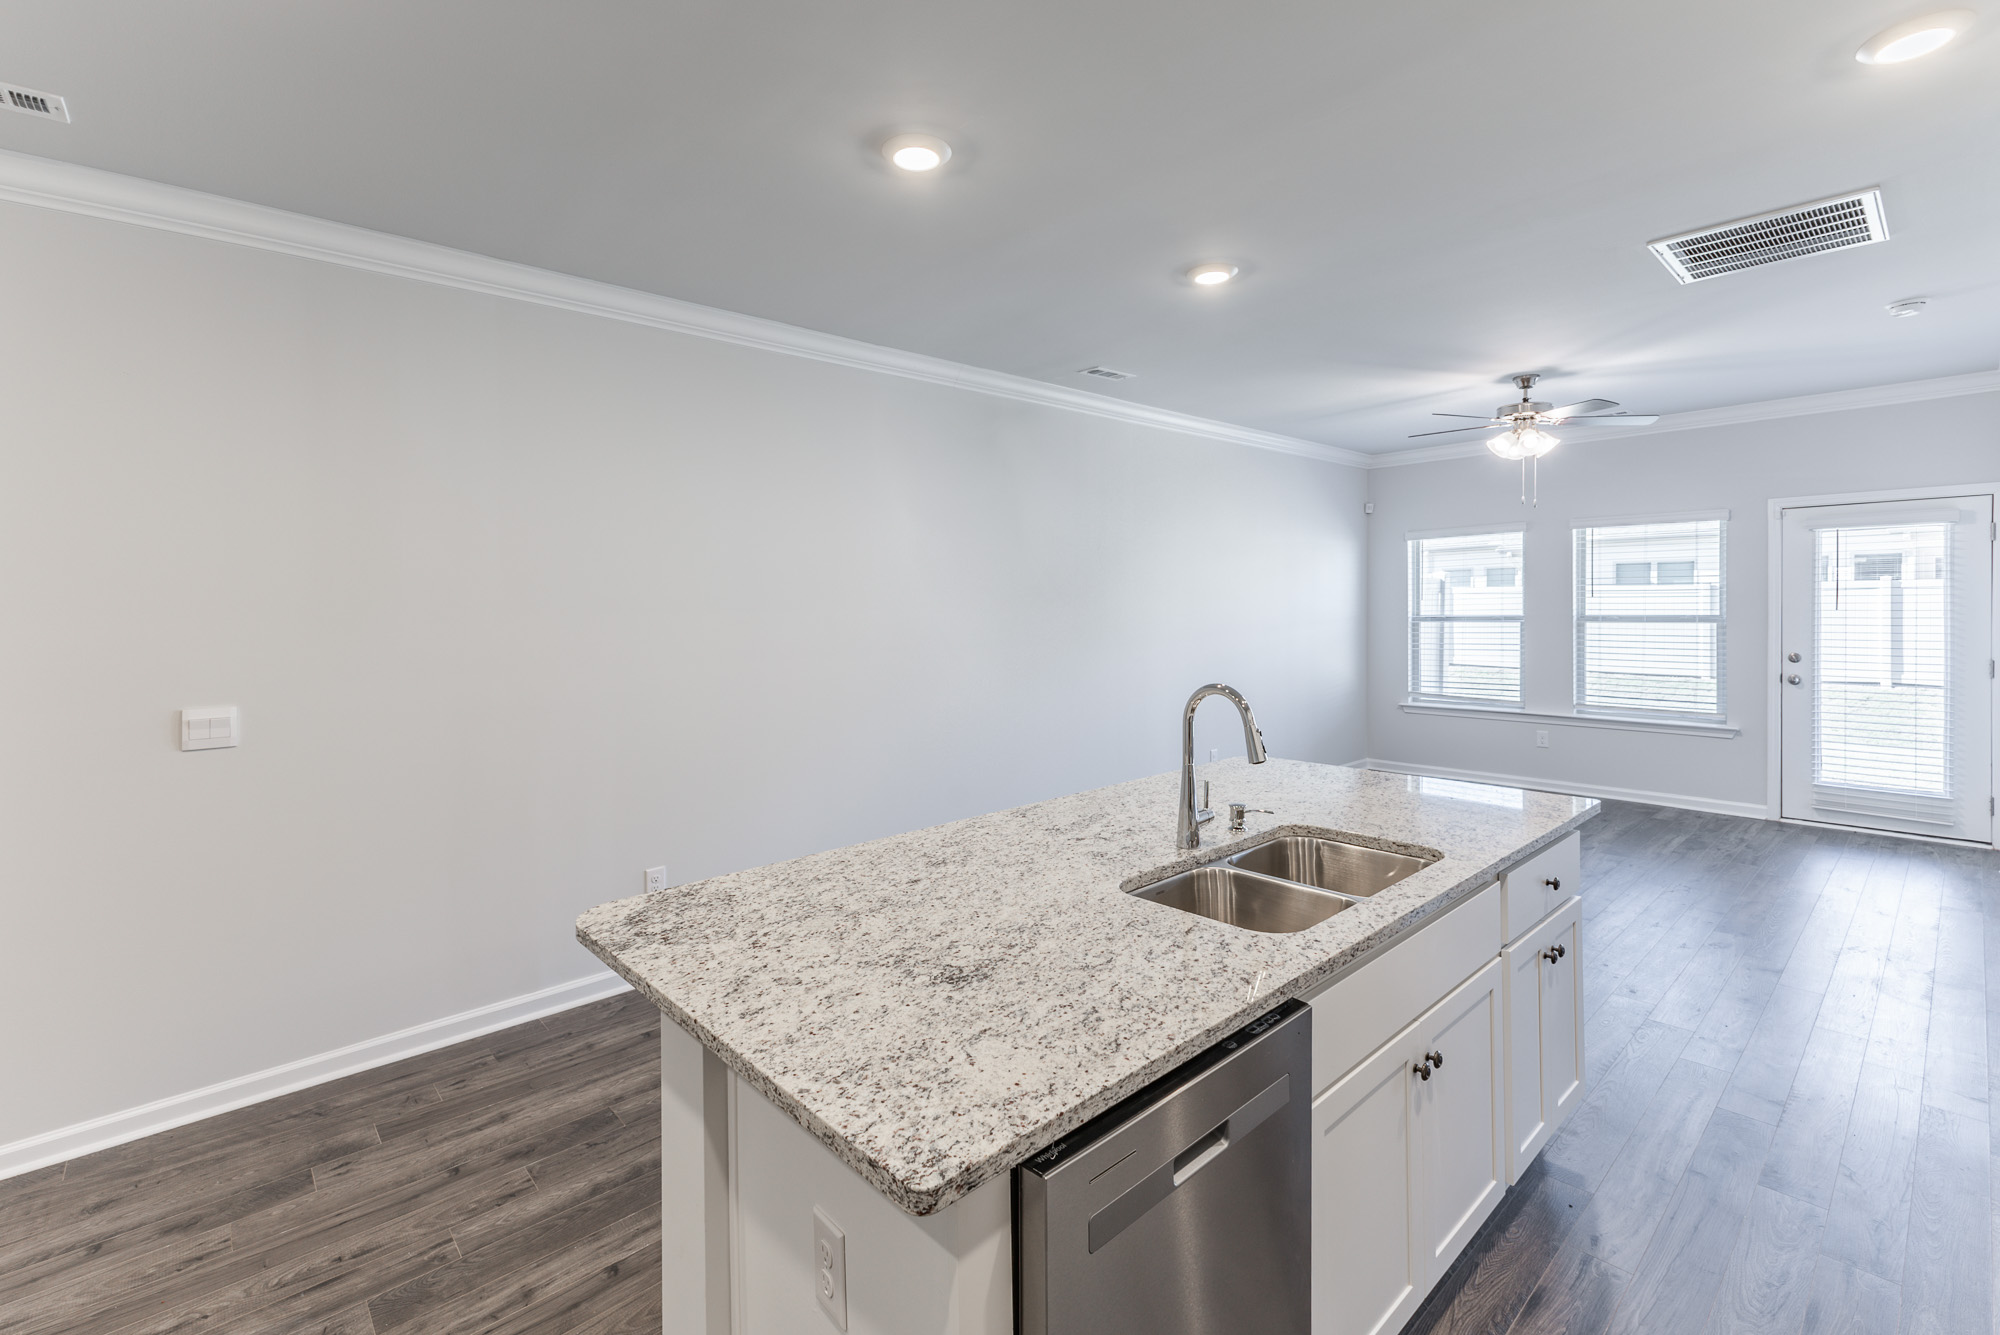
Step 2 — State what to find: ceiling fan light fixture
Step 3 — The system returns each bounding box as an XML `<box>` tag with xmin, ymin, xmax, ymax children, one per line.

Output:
<box><xmin>1486</xmin><ymin>425</ymin><xmax>1560</xmax><ymax>461</ymax></box>
<box><xmin>1856</xmin><ymin>10</ymin><xmax>1974</xmax><ymax>63</ymax></box>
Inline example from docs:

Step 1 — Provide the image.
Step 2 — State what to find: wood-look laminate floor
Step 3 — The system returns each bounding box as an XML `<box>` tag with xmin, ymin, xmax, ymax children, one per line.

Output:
<box><xmin>1410</xmin><ymin>800</ymin><xmax>1997</xmax><ymax>1335</ymax></box>
<box><xmin>3</xmin><ymin>801</ymin><xmax>1993</xmax><ymax>1335</ymax></box>
<box><xmin>0</xmin><ymin>990</ymin><xmax>664</xmax><ymax>1335</ymax></box>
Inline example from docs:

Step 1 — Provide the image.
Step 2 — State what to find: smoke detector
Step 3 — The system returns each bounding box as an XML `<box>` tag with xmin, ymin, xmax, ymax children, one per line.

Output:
<box><xmin>1648</xmin><ymin>189</ymin><xmax>1887</xmax><ymax>284</ymax></box>
<box><xmin>1077</xmin><ymin>366</ymin><xmax>1136</xmax><ymax>381</ymax></box>
<box><xmin>1887</xmin><ymin>299</ymin><xmax>1929</xmax><ymax>318</ymax></box>
<box><xmin>1</xmin><ymin>81</ymin><xmax>69</xmax><ymax>123</ymax></box>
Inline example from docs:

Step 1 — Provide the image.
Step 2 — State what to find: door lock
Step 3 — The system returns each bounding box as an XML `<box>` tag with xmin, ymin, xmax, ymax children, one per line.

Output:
<box><xmin>1787</xmin><ymin>651</ymin><xmax>1802</xmax><ymax>663</ymax></box>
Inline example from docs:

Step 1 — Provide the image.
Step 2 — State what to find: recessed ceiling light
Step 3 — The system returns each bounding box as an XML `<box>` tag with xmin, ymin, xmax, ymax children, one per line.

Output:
<box><xmin>1856</xmin><ymin>9</ymin><xmax>1974</xmax><ymax>63</ymax></box>
<box><xmin>882</xmin><ymin>133</ymin><xmax>951</xmax><ymax>172</ymax></box>
<box><xmin>1887</xmin><ymin>298</ymin><xmax>1929</xmax><ymax>317</ymax></box>
<box><xmin>1187</xmin><ymin>263</ymin><xmax>1239</xmax><ymax>286</ymax></box>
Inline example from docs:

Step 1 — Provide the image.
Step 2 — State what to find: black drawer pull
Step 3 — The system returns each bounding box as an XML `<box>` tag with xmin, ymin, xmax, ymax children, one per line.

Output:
<box><xmin>1544</xmin><ymin>876</ymin><xmax>1561</xmax><ymax>893</ymax></box>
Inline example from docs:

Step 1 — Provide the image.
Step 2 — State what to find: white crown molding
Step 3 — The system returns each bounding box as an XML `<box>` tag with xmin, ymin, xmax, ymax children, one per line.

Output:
<box><xmin>1362</xmin><ymin>369</ymin><xmax>2000</xmax><ymax>468</ymax></box>
<box><xmin>0</xmin><ymin>970</ymin><xmax>632</xmax><ymax>1181</ymax></box>
<box><xmin>0</xmin><ymin>148</ymin><xmax>1365</xmax><ymax>469</ymax></box>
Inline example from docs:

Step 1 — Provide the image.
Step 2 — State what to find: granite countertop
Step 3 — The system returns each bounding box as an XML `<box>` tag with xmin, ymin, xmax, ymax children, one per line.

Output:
<box><xmin>575</xmin><ymin>759</ymin><xmax>1597</xmax><ymax>1216</ymax></box>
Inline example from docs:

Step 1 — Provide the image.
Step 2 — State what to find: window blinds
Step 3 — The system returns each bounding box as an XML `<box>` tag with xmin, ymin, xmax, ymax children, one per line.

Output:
<box><xmin>1573</xmin><ymin>518</ymin><xmax>1726</xmax><ymax>719</ymax></box>
<box><xmin>1409</xmin><ymin>530</ymin><xmax>1525</xmax><ymax>704</ymax></box>
<box><xmin>1810</xmin><ymin>520</ymin><xmax>1957</xmax><ymax>823</ymax></box>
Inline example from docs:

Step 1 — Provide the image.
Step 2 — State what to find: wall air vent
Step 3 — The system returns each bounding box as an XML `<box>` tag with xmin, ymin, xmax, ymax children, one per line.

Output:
<box><xmin>1</xmin><ymin>82</ymin><xmax>70</xmax><ymax>123</ymax></box>
<box><xmin>1078</xmin><ymin>366</ymin><xmax>1135</xmax><ymax>381</ymax></box>
<box><xmin>1648</xmin><ymin>189</ymin><xmax>1886</xmax><ymax>284</ymax></box>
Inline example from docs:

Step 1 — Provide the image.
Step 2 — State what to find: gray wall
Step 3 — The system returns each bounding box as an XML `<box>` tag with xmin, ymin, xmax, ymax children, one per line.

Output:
<box><xmin>0</xmin><ymin>201</ymin><xmax>1367</xmax><ymax>1147</ymax></box>
<box><xmin>1362</xmin><ymin>393</ymin><xmax>2000</xmax><ymax>811</ymax></box>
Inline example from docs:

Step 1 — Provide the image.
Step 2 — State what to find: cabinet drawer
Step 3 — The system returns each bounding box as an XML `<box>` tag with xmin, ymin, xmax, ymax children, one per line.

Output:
<box><xmin>1501</xmin><ymin>833</ymin><xmax>1579</xmax><ymax>944</ymax></box>
<box><xmin>1304</xmin><ymin>882</ymin><xmax>1501</xmax><ymax>1096</ymax></box>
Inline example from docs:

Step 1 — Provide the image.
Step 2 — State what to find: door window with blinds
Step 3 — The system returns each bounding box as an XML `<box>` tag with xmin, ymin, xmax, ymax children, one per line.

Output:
<box><xmin>1777</xmin><ymin>494</ymin><xmax>1994</xmax><ymax>842</ymax></box>
<box><xmin>1573</xmin><ymin>517</ymin><xmax>1726</xmax><ymax>719</ymax></box>
<box><xmin>1409</xmin><ymin>529</ymin><xmax>1525</xmax><ymax>705</ymax></box>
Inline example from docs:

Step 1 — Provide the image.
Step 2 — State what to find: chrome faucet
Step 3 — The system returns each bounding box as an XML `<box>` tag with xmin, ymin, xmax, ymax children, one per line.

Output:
<box><xmin>1177</xmin><ymin>683</ymin><xmax>1269</xmax><ymax>849</ymax></box>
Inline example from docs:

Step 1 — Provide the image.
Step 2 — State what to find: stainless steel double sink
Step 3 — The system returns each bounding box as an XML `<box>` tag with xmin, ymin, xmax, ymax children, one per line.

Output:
<box><xmin>1130</xmin><ymin>835</ymin><xmax>1439</xmax><ymax>934</ymax></box>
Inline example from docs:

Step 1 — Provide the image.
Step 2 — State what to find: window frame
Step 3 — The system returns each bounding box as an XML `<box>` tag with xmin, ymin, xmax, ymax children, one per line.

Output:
<box><xmin>1572</xmin><ymin>513</ymin><xmax>1729</xmax><ymax>722</ymax></box>
<box><xmin>1407</xmin><ymin>525</ymin><xmax>1528</xmax><ymax>708</ymax></box>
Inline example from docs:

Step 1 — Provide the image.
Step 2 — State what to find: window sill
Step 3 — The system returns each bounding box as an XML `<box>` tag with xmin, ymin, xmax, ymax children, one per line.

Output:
<box><xmin>1399</xmin><ymin>701</ymin><xmax>1740</xmax><ymax>739</ymax></box>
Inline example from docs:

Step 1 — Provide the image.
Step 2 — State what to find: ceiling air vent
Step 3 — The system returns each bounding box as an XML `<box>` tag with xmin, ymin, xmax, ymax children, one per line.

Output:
<box><xmin>1</xmin><ymin>82</ymin><xmax>70</xmax><ymax>123</ymax></box>
<box><xmin>1078</xmin><ymin>366</ymin><xmax>1135</xmax><ymax>381</ymax></box>
<box><xmin>1648</xmin><ymin>189</ymin><xmax>1887</xmax><ymax>284</ymax></box>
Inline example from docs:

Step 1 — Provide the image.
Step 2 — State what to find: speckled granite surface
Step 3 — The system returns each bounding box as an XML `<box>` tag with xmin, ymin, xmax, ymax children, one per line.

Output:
<box><xmin>576</xmin><ymin>759</ymin><xmax>1596</xmax><ymax>1216</ymax></box>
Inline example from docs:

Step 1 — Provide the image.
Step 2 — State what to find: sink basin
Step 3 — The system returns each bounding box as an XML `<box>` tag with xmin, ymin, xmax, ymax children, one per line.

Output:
<box><xmin>1130</xmin><ymin>864</ymin><xmax>1358</xmax><ymax>934</ymax></box>
<box><xmin>1227</xmin><ymin>836</ymin><xmax>1437</xmax><ymax>898</ymax></box>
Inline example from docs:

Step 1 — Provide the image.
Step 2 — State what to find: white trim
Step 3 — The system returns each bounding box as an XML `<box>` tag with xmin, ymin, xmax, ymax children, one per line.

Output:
<box><xmin>1765</xmin><ymin>481</ymin><xmax>2000</xmax><ymax>839</ymax></box>
<box><xmin>0</xmin><ymin>148</ymin><xmax>1363</xmax><ymax>469</ymax></box>
<box><xmin>1368</xmin><ymin>371</ymin><xmax>2000</xmax><ymax>468</ymax></box>
<box><xmin>1397</xmin><ymin>701</ymin><xmax>1739</xmax><ymax>738</ymax></box>
<box><xmin>1362</xmin><ymin>758</ymin><xmax>1767</xmax><ymax>819</ymax></box>
<box><xmin>0</xmin><ymin>970</ymin><xmax>632</xmax><ymax>1181</ymax></box>
<box><xmin>1404</xmin><ymin>522</ymin><xmax>1530</xmax><ymax>540</ymax></box>
<box><xmin>1569</xmin><ymin>509</ymin><xmax>1731</xmax><ymax>529</ymax></box>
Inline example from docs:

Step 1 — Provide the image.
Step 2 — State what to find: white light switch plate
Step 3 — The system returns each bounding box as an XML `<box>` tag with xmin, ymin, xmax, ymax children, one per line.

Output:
<box><xmin>181</xmin><ymin>706</ymin><xmax>239</xmax><ymax>751</ymax></box>
<box><xmin>812</xmin><ymin>1206</ymin><xmax>847</xmax><ymax>1331</ymax></box>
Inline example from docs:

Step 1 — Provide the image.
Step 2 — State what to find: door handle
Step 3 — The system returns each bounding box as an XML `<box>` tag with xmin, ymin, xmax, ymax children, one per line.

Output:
<box><xmin>1543</xmin><ymin>876</ymin><xmax>1560</xmax><ymax>893</ymax></box>
<box><xmin>1413</xmin><ymin>1051</ymin><xmax>1443</xmax><ymax>1080</ymax></box>
<box><xmin>1541</xmin><ymin>943</ymin><xmax>1567</xmax><ymax>963</ymax></box>
<box><xmin>1426</xmin><ymin>1050</ymin><xmax>1443</xmax><ymax>1069</ymax></box>
<box><xmin>1787</xmin><ymin>674</ymin><xmax>1802</xmax><ymax>686</ymax></box>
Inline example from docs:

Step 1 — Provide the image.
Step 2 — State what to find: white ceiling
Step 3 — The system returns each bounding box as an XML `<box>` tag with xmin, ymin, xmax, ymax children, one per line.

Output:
<box><xmin>4</xmin><ymin>0</ymin><xmax>1996</xmax><ymax>454</ymax></box>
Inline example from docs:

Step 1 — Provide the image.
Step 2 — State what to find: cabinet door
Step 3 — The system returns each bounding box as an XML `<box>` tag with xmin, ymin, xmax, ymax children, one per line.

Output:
<box><xmin>1501</xmin><ymin>928</ymin><xmax>1548</xmax><ymax>1183</ymax></box>
<box><xmin>1501</xmin><ymin>899</ymin><xmax>1584</xmax><ymax>1182</ymax></box>
<box><xmin>1411</xmin><ymin>957</ymin><xmax>1505</xmax><ymax>1283</ymax></box>
<box><xmin>1538</xmin><ymin>899</ymin><xmax>1585</xmax><ymax>1137</ymax></box>
<box><xmin>1312</xmin><ymin>1031</ymin><xmax>1421</xmax><ymax>1335</ymax></box>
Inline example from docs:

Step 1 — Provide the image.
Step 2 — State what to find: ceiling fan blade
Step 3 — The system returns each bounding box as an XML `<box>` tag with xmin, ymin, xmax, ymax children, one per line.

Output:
<box><xmin>1556</xmin><ymin>413</ymin><xmax>1660</xmax><ymax>427</ymax></box>
<box><xmin>1544</xmin><ymin>398</ymin><xmax>1618</xmax><ymax>417</ymax></box>
<box><xmin>1407</xmin><ymin>423</ymin><xmax>1504</xmax><ymax>438</ymax></box>
<box><xmin>1430</xmin><ymin>412</ymin><xmax>1499</xmax><ymax>420</ymax></box>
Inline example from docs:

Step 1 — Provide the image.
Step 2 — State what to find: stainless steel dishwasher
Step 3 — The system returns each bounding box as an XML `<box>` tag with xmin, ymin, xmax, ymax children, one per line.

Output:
<box><xmin>1015</xmin><ymin>999</ymin><xmax>1309</xmax><ymax>1335</ymax></box>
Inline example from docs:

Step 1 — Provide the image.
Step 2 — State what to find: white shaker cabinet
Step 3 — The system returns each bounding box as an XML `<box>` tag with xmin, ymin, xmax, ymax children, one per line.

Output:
<box><xmin>1311</xmin><ymin>957</ymin><xmax>1506</xmax><ymax>1335</ymax></box>
<box><xmin>1410</xmin><ymin>957</ymin><xmax>1506</xmax><ymax>1280</ymax></box>
<box><xmin>1501</xmin><ymin>897</ymin><xmax>1584</xmax><ymax>1182</ymax></box>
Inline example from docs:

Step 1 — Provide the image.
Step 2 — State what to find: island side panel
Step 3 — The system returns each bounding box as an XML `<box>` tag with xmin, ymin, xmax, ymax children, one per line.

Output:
<box><xmin>662</xmin><ymin>1019</ymin><xmax>733</xmax><ymax>1335</ymax></box>
<box><xmin>732</xmin><ymin>1066</ymin><xmax>1013</xmax><ymax>1335</ymax></box>
<box><xmin>662</xmin><ymin>1011</ymin><xmax>1013</xmax><ymax>1335</ymax></box>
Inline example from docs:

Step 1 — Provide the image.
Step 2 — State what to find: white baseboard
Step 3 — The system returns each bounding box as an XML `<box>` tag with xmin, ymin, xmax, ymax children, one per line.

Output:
<box><xmin>0</xmin><ymin>970</ymin><xmax>633</xmax><ymax>1182</ymax></box>
<box><xmin>1360</xmin><ymin>758</ymin><xmax>1769</xmax><ymax>820</ymax></box>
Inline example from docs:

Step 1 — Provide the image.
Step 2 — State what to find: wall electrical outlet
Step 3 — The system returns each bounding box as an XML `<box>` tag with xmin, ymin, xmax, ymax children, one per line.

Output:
<box><xmin>812</xmin><ymin>1206</ymin><xmax>848</xmax><ymax>1331</ymax></box>
<box><xmin>644</xmin><ymin>866</ymin><xmax>667</xmax><ymax>894</ymax></box>
<box><xmin>1535</xmin><ymin>730</ymin><xmax>1550</xmax><ymax>748</ymax></box>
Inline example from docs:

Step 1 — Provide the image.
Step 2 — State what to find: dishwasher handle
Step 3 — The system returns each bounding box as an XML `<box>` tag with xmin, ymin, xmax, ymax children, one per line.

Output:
<box><xmin>1087</xmin><ymin>1072</ymin><xmax>1291</xmax><ymax>1254</ymax></box>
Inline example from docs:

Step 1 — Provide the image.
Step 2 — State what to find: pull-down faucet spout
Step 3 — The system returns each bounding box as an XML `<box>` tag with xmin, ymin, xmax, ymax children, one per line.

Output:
<box><xmin>1178</xmin><ymin>684</ymin><xmax>1268</xmax><ymax>849</ymax></box>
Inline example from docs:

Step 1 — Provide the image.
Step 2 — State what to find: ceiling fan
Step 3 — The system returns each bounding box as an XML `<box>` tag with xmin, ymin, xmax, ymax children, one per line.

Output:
<box><xmin>1409</xmin><ymin>373</ymin><xmax>1660</xmax><ymax>503</ymax></box>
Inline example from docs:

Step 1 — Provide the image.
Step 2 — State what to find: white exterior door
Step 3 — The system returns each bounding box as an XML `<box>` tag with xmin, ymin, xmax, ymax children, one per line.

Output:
<box><xmin>1779</xmin><ymin>495</ymin><xmax>1994</xmax><ymax>842</ymax></box>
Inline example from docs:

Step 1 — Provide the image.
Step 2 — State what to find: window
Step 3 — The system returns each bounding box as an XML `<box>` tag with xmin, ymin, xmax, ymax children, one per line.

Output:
<box><xmin>1409</xmin><ymin>529</ymin><xmax>1525</xmax><ymax>705</ymax></box>
<box><xmin>1574</xmin><ymin>517</ymin><xmax>1725</xmax><ymax>718</ymax></box>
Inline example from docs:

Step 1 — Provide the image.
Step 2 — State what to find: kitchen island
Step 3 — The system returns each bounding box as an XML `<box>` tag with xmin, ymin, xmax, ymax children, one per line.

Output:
<box><xmin>577</xmin><ymin>758</ymin><xmax>1597</xmax><ymax>1334</ymax></box>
